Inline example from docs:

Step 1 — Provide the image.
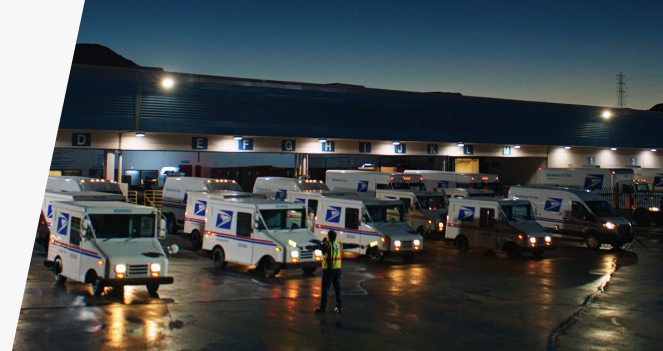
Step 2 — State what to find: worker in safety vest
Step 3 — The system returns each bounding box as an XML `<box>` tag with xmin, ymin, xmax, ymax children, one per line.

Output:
<box><xmin>314</xmin><ymin>230</ymin><xmax>343</xmax><ymax>313</ymax></box>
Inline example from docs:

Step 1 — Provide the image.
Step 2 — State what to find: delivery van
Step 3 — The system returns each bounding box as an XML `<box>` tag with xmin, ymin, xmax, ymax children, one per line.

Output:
<box><xmin>201</xmin><ymin>198</ymin><xmax>321</xmax><ymax>276</ymax></box>
<box><xmin>403</xmin><ymin>170</ymin><xmax>501</xmax><ymax>194</ymax></box>
<box><xmin>45</xmin><ymin>176</ymin><xmax>124</xmax><ymax>195</ymax></box>
<box><xmin>311</xmin><ymin>195</ymin><xmax>426</xmax><ymax>263</ymax></box>
<box><xmin>445</xmin><ymin>198</ymin><xmax>553</xmax><ymax>258</ymax></box>
<box><xmin>508</xmin><ymin>186</ymin><xmax>633</xmax><ymax>249</ymax></box>
<box><xmin>162</xmin><ymin>177</ymin><xmax>243</xmax><ymax>233</ymax></box>
<box><xmin>325</xmin><ymin>170</ymin><xmax>426</xmax><ymax>195</ymax></box>
<box><xmin>38</xmin><ymin>191</ymin><xmax>125</xmax><ymax>250</ymax></box>
<box><xmin>252</xmin><ymin>177</ymin><xmax>329</xmax><ymax>201</ymax></box>
<box><xmin>375</xmin><ymin>189</ymin><xmax>447</xmax><ymax>237</ymax></box>
<box><xmin>183</xmin><ymin>191</ymin><xmax>267</xmax><ymax>248</ymax></box>
<box><xmin>45</xmin><ymin>201</ymin><xmax>178</xmax><ymax>295</ymax></box>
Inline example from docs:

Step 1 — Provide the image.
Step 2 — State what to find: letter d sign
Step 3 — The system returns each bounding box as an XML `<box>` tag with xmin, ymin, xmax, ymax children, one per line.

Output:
<box><xmin>71</xmin><ymin>133</ymin><xmax>91</xmax><ymax>147</ymax></box>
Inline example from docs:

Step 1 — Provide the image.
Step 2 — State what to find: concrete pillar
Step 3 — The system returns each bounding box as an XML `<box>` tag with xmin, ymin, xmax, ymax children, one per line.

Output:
<box><xmin>105</xmin><ymin>151</ymin><xmax>116</xmax><ymax>181</ymax></box>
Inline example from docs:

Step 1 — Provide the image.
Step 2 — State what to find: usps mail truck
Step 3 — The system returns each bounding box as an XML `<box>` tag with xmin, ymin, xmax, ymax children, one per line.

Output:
<box><xmin>183</xmin><ymin>191</ymin><xmax>267</xmax><ymax>248</ymax></box>
<box><xmin>45</xmin><ymin>201</ymin><xmax>177</xmax><ymax>295</ymax></box>
<box><xmin>45</xmin><ymin>176</ymin><xmax>124</xmax><ymax>195</ymax></box>
<box><xmin>39</xmin><ymin>191</ymin><xmax>125</xmax><ymax>250</ymax></box>
<box><xmin>403</xmin><ymin>170</ymin><xmax>501</xmax><ymax>194</ymax></box>
<box><xmin>252</xmin><ymin>177</ymin><xmax>329</xmax><ymax>201</ymax></box>
<box><xmin>201</xmin><ymin>198</ymin><xmax>321</xmax><ymax>276</ymax></box>
<box><xmin>312</xmin><ymin>195</ymin><xmax>426</xmax><ymax>263</ymax></box>
<box><xmin>325</xmin><ymin>170</ymin><xmax>425</xmax><ymax>194</ymax></box>
<box><xmin>375</xmin><ymin>189</ymin><xmax>447</xmax><ymax>237</ymax></box>
<box><xmin>162</xmin><ymin>177</ymin><xmax>243</xmax><ymax>234</ymax></box>
<box><xmin>445</xmin><ymin>198</ymin><xmax>554</xmax><ymax>258</ymax></box>
<box><xmin>508</xmin><ymin>186</ymin><xmax>633</xmax><ymax>249</ymax></box>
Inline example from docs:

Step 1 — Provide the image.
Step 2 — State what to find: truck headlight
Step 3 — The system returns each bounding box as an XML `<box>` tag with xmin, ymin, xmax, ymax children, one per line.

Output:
<box><xmin>545</xmin><ymin>236</ymin><xmax>551</xmax><ymax>243</ymax></box>
<box><xmin>290</xmin><ymin>251</ymin><xmax>299</xmax><ymax>259</ymax></box>
<box><xmin>438</xmin><ymin>222</ymin><xmax>444</xmax><ymax>231</ymax></box>
<box><xmin>650</xmin><ymin>207</ymin><xmax>660</xmax><ymax>212</ymax></box>
<box><xmin>150</xmin><ymin>263</ymin><xmax>161</xmax><ymax>272</ymax></box>
<box><xmin>603</xmin><ymin>222</ymin><xmax>616</xmax><ymax>230</ymax></box>
<box><xmin>394</xmin><ymin>240</ymin><xmax>401</xmax><ymax>247</ymax></box>
<box><xmin>115</xmin><ymin>264</ymin><xmax>126</xmax><ymax>274</ymax></box>
<box><xmin>314</xmin><ymin>249</ymin><xmax>322</xmax><ymax>261</ymax></box>
<box><xmin>529</xmin><ymin>237</ymin><xmax>536</xmax><ymax>244</ymax></box>
<box><xmin>413</xmin><ymin>239</ymin><xmax>421</xmax><ymax>246</ymax></box>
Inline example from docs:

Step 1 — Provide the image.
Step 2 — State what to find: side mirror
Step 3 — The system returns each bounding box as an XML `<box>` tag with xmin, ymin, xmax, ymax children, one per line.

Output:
<box><xmin>82</xmin><ymin>219</ymin><xmax>89</xmax><ymax>230</ymax></box>
<box><xmin>169</xmin><ymin>244</ymin><xmax>179</xmax><ymax>255</ymax></box>
<box><xmin>160</xmin><ymin>218</ymin><xmax>167</xmax><ymax>230</ymax></box>
<box><xmin>253</xmin><ymin>222</ymin><xmax>259</xmax><ymax>229</ymax></box>
<box><xmin>158</xmin><ymin>229</ymin><xmax>166</xmax><ymax>239</ymax></box>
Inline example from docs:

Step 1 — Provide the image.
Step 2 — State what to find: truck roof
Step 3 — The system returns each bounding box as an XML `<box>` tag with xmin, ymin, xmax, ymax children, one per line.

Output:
<box><xmin>208</xmin><ymin>197</ymin><xmax>307</xmax><ymax>209</ymax></box>
<box><xmin>510</xmin><ymin>186</ymin><xmax>606</xmax><ymax>201</ymax></box>
<box><xmin>51</xmin><ymin>201</ymin><xmax>156</xmax><ymax>214</ymax></box>
<box><xmin>449</xmin><ymin>197</ymin><xmax>531</xmax><ymax>207</ymax></box>
<box><xmin>166</xmin><ymin>177</ymin><xmax>238</xmax><ymax>183</ymax></box>
<box><xmin>376</xmin><ymin>189</ymin><xmax>442</xmax><ymax>196</ymax></box>
<box><xmin>45</xmin><ymin>191</ymin><xmax>126</xmax><ymax>201</ymax></box>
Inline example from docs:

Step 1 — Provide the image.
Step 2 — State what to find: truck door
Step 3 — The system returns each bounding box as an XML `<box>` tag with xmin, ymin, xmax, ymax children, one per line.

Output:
<box><xmin>477</xmin><ymin>208</ymin><xmax>497</xmax><ymax>249</ymax></box>
<box><xmin>564</xmin><ymin>201</ymin><xmax>596</xmax><ymax>238</ymax></box>
<box><xmin>343</xmin><ymin>207</ymin><xmax>362</xmax><ymax>247</ymax></box>
<box><xmin>63</xmin><ymin>215</ymin><xmax>82</xmax><ymax>280</ymax></box>
<box><xmin>235</xmin><ymin>212</ymin><xmax>253</xmax><ymax>264</ymax></box>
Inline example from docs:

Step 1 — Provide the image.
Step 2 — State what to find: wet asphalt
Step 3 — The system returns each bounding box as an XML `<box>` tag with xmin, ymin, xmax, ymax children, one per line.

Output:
<box><xmin>13</xmin><ymin>232</ymin><xmax>663</xmax><ymax>351</ymax></box>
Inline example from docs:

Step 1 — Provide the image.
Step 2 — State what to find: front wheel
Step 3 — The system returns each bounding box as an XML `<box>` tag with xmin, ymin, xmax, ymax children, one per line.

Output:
<box><xmin>455</xmin><ymin>236</ymin><xmax>469</xmax><ymax>253</ymax></box>
<box><xmin>166</xmin><ymin>213</ymin><xmax>179</xmax><ymax>234</ymax></box>
<box><xmin>368</xmin><ymin>246</ymin><xmax>385</xmax><ymax>263</ymax></box>
<box><xmin>91</xmin><ymin>278</ymin><xmax>105</xmax><ymax>296</ymax></box>
<box><xmin>54</xmin><ymin>258</ymin><xmax>66</xmax><ymax>284</ymax></box>
<box><xmin>212</xmin><ymin>247</ymin><xmax>226</xmax><ymax>269</ymax></box>
<box><xmin>191</xmin><ymin>230</ymin><xmax>203</xmax><ymax>249</ymax></box>
<box><xmin>586</xmin><ymin>233</ymin><xmax>601</xmax><ymax>250</ymax></box>
<box><xmin>505</xmin><ymin>243</ymin><xmax>521</xmax><ymax>259</ymax></box>
<box><xmin>146</xmin><ymin>284</ymin><xmax>159</xmax><ymax>294</ymax></box>
<box><xmin>262</xmin><ymin>256</ymin><xmax>280</xmax><ymax>277</ymax></box>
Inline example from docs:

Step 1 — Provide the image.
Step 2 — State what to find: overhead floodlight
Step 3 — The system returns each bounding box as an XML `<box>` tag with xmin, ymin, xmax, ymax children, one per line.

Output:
<box><xmin>162</xmin><ymin>78</ymin><xmax>174</xmax><ymax>88</ymax></box>
<box><xmin>392</xmin><ymin>141</ymin><xmax>400</xmax><ymax>145</ymax></box>
<box><xmin>457</xmin><ymin>142</ymin><xmax>464</xmax><ymax>147</ymax></box>
<box><xmin>234</xmin><ymin>136</ymin><xmax>243</xmax><ymax>140</ymax></box>
<box><xmin>651</xmin><ymin>149</ymin><xmax>657</xmax><ymax>152</ymax></box>
<box><xmin>564</xmin><ymin>146</ymin><xmax>571</xmax><ymax>150</ymax></box>
<box><xmin>610</xmin><ymin>147</ymin><xmax>617</xmax><ymax>151</ymax></box>
<box><xmin>135</xmin><ymin>132</ymin><xmax>146</xmax><ymax>137</ymax></box>
<box><xmin>514</xmin><ymin>144</ymin><xmax>521</xmax><ymax>149</ymax></box>
<box><xmin>318</xmin><ymin>138</ymin><xmax>327</xmax><ymax>143</ymax></box>
<box><xmin>602</xmin><ymin>111</ymin><xmax>611</xmax><ymax>119</ymax></box>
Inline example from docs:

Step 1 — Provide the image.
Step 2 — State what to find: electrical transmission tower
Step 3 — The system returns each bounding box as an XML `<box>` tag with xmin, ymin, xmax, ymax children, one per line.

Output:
<box><xmin>616</xmin><ymin>72</ymin><xmax>626</xmax><ymax>108</ymax></box>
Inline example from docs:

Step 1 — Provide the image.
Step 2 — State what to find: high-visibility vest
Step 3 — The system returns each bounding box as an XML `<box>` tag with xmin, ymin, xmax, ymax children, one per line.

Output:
<box><xmin>322</xmin><ymin>241</ymin><xmax>342</xmax><ymax>269</ymax></box>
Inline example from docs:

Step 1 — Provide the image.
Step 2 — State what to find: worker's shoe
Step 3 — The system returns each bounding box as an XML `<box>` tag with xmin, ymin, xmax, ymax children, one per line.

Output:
<box><xmin>333</xmin><ymin>307</ymin><xmax>342</xmax><ymax>314</ymax></box>
<box><xmin>314</xmin><ymin>308</ymin><xmax>326</xmax><ymax>313</ymax></box>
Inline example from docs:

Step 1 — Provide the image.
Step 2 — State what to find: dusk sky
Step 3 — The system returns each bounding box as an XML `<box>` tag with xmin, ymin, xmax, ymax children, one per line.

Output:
<box><xmin>75</xmin><ymin>1</ymin><xmax>663</xmax><ymax>110</ymax></box>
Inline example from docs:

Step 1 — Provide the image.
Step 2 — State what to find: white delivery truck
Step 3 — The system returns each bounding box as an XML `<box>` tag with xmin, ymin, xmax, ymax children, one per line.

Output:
<box><xmin>162</xmin><ymin>177</ymin><xmax>243</xmax><ymax>234</ymax></box>
<box><xmin>311</xmin><ymin>194</ymin><xmax>426</xmax><ymax>263</ymax></box>
<box><xmin>252</xmin><ymin>177</ymin><xmax>329</xmax><ymax>201</ymax></box>
<box><xmin>508</xmin><ymin>186</ymin><xmax>633</xmax><ymax>249</ymax></box>
<box><xmin>45</xmin><ymin>201</ymin><xmax>177</xmax><ymax>295</ymax></box>
<box><xmin>403</xmin><ymin>170</ymin><xmax>501</xmax><ymax>194</ymax></box>
<box><xmin>445</xmin><ymin>197</ymin><xmax>554</xmax><ymax>258</ymax></box>
<box><xmin>45</xmin><ymin>176</ymin><xmax>124</xmax><ymax>195</ymax></box>
<box><xmin>201</xmin><ymin>198</ymin><xmax>321</xmax><ymax>277</ymax></box>
<box><xmin>286</xmin><ymin>190</ymin><xmax>361</xmax><ymax>231</ymax></box>
<box><xmin>38</xmin><ymin>191</ymin><xmax>126</xmax><ymax>250</ymax></box>
<box><xmin>536</xmin><ymin>168</ymin><xmax>662</xmax><ymax>226</ymax></box>
<box><xmin>375</xmin><ymin>189</ymin><xmax>447</xmax><ymax>237</ymax></box>
<box><xmin>325</xmin><ymin>170</ymin><xmax>425</xmax><ymax>194</ymax></box>
<box><xmin>633</xmin><ymin>168</ymin><xmax>663</xmax><ymax>191</ymax></box>
<box><xmin>183</xmin><ymin>191</ymin><xmax>267</xmax><ymax>248</ymax></box>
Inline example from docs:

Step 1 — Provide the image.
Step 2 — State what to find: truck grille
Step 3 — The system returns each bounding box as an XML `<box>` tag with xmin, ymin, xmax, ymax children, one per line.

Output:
<box><xmin>299</xmin><ymin>249</ymin><xmax>314</xmax><ymax>260</ymax></box>
<box><xmin>127</xmin><ymin>264</ymin><xmax>148</xmax><ymax>276</ymax></box>
<box><xmin>617</xmin><ymin>225</ymin><xmax>631</xmax><ymax>234</ymax></box>
<box><xmin>400</xmin><ymin>241</ymin><xmax>413</xmax><ymax>249</ymax></box>
<box><xmin>535</xmin><ymin>237</ymin><xmax>547</xmax><ymax>244</ymax></box>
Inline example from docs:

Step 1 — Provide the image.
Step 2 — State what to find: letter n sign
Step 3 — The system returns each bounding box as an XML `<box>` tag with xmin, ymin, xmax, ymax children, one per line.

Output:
<box><xmin>238</xmin><ymin>139</ymin><xmax>253</xmax><ymax>150</ymax></box>
<box><xmin>71</xmin><ymin>133</ymin><xmax>91</xmax><ymax>147</ymax></box>
<box><xmin>427</xmin><ymin>144</ymin><xmax>438</xmax><ymax>155</ymax></box>
<box><xmin>192</xmin><ymin>137</ymin><xmax>208</xmax><ymax>150</ymax></box>
<box><xmin>282</xmin><ymin>140</ymin><xmax>296</xmax><ymax>152</ymax></box>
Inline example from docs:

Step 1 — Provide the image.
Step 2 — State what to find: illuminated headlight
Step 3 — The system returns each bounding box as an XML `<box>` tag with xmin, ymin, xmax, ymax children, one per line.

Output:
<box><xmin>394</xmin><ymin>240</ymin><xmax>401</xmax><ymax>248</ymax></box>
<box><xmin>529</xmin><ymin>237</ymin><xmax>536</xmax><ymax>244</ymax></box>
<box><xmin>114</xmin><ymin>264</ymin><xmax>126</xmax><ymax>274</ymax></box>
<box><xmin>545</xmin><ymin>236</ymin><xmax>551</xmax><ymax>243</ymax></box>
<box><xmin>290</xmin><ymin>251</ymin><xmax>299</xmax><ymax>259</ymax></box>
<box><xmin>650</xmin><ymin>207</ymin><xmax>660</xmax><ymax>212</ymax></box>
<box><xmin>413</xmin><ymin>239</ymin><xmax>421</xmax><ymax>246</ymax></box>
<box><xmin>604</xmin><ymin>222</ymin><xmax>616</xmax><ymax>230</ymax></box>
<box><xmin>150</xmin><ymin>263</ymin><xmax>161</xmax><ymax>272</ymax></box>
<box><xmin>438</xmin><ymin>222</ymin><xmax>444</xmax><ymax>230</ymax></box>
<box><xmin>314</xmin><ymin>249</ymin><xmax>322</xmax><ymax>257</ymax></box>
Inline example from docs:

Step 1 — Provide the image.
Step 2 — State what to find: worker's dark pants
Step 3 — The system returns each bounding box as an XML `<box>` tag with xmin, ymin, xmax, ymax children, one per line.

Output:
<box><xmin>320</xmin><ymin>268</ymin><xmax>342</xmax><ymax>309</ymax></box>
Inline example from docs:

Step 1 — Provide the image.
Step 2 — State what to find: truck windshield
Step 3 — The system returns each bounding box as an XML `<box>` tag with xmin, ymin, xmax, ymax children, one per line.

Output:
<box><xmin>501</xmin><ymin>204</ymin><xmax>535</xmax><ymax>222</ymax></box>
<box><xmin>299</xmin><ymin>182</ymin><xmax>330</xmax><ymax>191</ymax></box>
<box><xmin>79</xmin><ymin>182</ymin><xmax>123</xmax><ymax>194</ymax></box>
<box><xmin>367</xmin><ymin>204</ymin><xmax>407</xmax><ymax>223</ymax></box>
<box><xmin>408</xmin><ymin>183</ymin><xmax>426</xmax><ymax>191</ymax></box>
<box><xmin>88</xmin><ymin>214</ymin><xmax>155</xmax><ymax>239</ymax></box>
<box><xmin>585</xmin><ymin>201</ymin><xmax>620</xmax><ymax>217</ymax></box>
<box><xmin>416</xmin><ymin>195</ymin><xmax>446</xmax><ymax>210</ymax></box>
<box><xmin>260</xmin><ymin>209</ymin><xmax>307</xmax><ymax>230</ymax></box>
<box><xmin>635</xmin><ymin>184</ymin><xmax>649</xmax><ymax>192</ymax></box>
<box><xmin>206</xmin><ymin>182</ymin><xmax>243</xmax><ymax>191</ymax></box>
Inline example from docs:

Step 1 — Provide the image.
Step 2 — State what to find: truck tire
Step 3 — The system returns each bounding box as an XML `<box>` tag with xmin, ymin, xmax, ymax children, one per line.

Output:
<box><xmin>368</xmin><ymin>246</ymin><xmax>385</xmax><ymax>263</ymax></box>
<box><xmin>191</xmin><ymin>230</ymin><xmax>203</xmax><ymax>249</ymax></box>
<box><xmin>54</xmin><ymin>258</ymin><xmax>66</xmax><ymax>284</ymax></box>
<box><xmin>146</xmin><ymin>284</ymin><xmax>159</xmax><ymax>294</ymax></box>
<box><xmin>633</xmin><ymin>209</ymin><xmax>651</xmax><ymax>227</ymax></box>
<box><xmin>91</xmin><ymin>277</ymin><xmax>105</xmax><ymax>296</ymax></box>
<box><xmin>166</xmin><ymin>213</ymin><xmax>179</xmax><ymax>234</ymax></box>
<box><xmin>504</xmin><ymin>242</ymin><xmax>521</xmax><ymax>258</ymax></box>
<box><xmin>261</xmin><ymin>256</ymin><xmax>280</xmax><ymax>277</ymax></box>
<box><xmin>212</xmin><ymin>246</ymin><xmax>226</xmax><ymax>269</ymax></box>
<box><xmin>455</xmin><ymin>235</ymin><xmax>469</xmax><ymax>253</ymax></box>
<box><xmin>586</xmin><ymin>233</ymin><xmax>601</xmax><ymax>250</ymax></box>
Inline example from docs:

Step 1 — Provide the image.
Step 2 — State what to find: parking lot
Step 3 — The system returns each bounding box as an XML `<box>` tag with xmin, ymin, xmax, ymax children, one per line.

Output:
<box><xmin>12</xmin><ymin>233</ymin><xmax>663</xmax><ymax>351</ymax></box>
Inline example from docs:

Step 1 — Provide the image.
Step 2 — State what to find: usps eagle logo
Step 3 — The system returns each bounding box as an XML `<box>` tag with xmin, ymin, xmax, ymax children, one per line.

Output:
<box><xmin>326</xmin><ymin>206</ymin><xmax>342</xmax><ymax>223</ymax></box>
<box><xmin>654</xmin><ymin>174</ymin><xmax>663</xmax><ymax>189</ymax></box>
<box><xmin>459</xmin><ymin>206</ymin><xmax>475</xmax><ymax>222</ymax></box>
<box><xmin>437</xmin><ymin>181</ymin><xmax>450</xmax><ymax>189</ymax></box>
<box><xmin>275</xmin><ymin>189</ymin><xmax>288</xmax><ymax>201</ymax></box>
<box><xmin>194</xmin><ymin>200</ymin><xmax>207</xmax><ymax>216</ymax></box>
<box><xmin>56</xmin><ymin>213</ymin><xmax>70</xmax><ymax>235</ymax></box>
<box><xmin>584</xmin><ymin>174</ymin><xmax>604</xmax><ymax>189</ymax></box>
<box><xmin>216</xmin><ymin>210</ymin><xmax>233</xmax><ymax>230</ymax></box>
<box><xmin>544</xmin><ymin>198</ymin><xmax>563</xmax><ymax>212</ymax></box>
<box><xmin>47</xmin><ymin>203</ymin><xmax>53</xmax><ymax>219</ymax></box>
<box><xmin>294</xmin><ymin>198</ymin><xmax>305</xmax><ymax>204</ymax></box>
<box><xmin>357</xmin><ymin>181</ymin><xmax>369</xmax><ymax>193</ymax></box>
